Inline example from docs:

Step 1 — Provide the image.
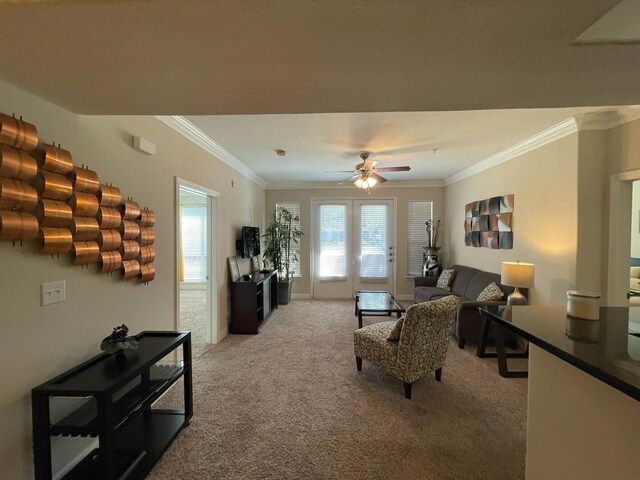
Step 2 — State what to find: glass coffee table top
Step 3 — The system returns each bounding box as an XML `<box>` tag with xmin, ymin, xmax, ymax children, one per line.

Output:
<box><xmin>356</xmin><ymin>291</ymin><xmax>405</xmax><ymax>313</ymax></box>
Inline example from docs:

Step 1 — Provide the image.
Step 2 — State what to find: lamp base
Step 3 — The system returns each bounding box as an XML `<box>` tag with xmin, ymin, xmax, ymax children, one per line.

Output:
<box><xmin>507</xmin><ymin>287</ymin><xmax>528</xmax><ymax>305</ymax></box>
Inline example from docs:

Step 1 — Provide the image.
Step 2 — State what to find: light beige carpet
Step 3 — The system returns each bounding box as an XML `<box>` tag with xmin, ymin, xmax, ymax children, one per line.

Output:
<box><xmin>179</xmin><ymin>289</ymin><xmax>208</xmax><ymax>359</ymax></box>
<box><xmin>150</xmin><ymin>299</ymin><xmax>527</xmax><ymax>480</ymax></box>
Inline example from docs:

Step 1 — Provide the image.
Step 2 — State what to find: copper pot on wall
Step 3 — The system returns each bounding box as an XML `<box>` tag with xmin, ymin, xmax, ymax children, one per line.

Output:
<box><xmin>97</xmin><ymin>229</ymin><xmax>122</xmax><ymax>251</ymax></box>
<box><xmin>120</xmin><ymin>200</ymin><xmax>141</xmax><ymax>220</ymax></box>
<box><xmin>98</xmin><ymin>184</ymin><xmax>122</xmax><ymax>207</ymax></box>
<box><xmin>35</xmin><ymin>199</ymin><xmax>73</xmax><ymax>228</ymax></box>
<box><xmin>139</xmin><ymin>228</ymin><xmax>155</xmax><ymax>246</ymax></box>
<box><xmin>120</xmin><ymin>219</ymin><xmax>140</xmax><ymax>240</ymax></box>
<box><xmin>121</xmin><ymin>259</ymin><xmax>141</xmax><ymax>280</ymax></box>
<box><xmin>0</xmin><ymin>113</ymin><xmax>38</xmax><ymax>151</ymax></box>
<box><xmin>120</xmin><ymin>240</ymin><xmax>140</xmax><ymax>261</ymax></box>
<box><xmin>139</xmin><ymin>245</ymin><xmax>155</xmax><ymax>265</ymax></box>
<box><xmin>72</xmin><ymin>241</ymin><xmax>100</xmax><ymax>265</ymax></box>
<box><xmin>0</xmin><ymin>178</ymin><xmax>38</xmax><ymax>211</ymax></box>
<box><xmin>71</xmin><ymin>216</ymin><xmax>100</xmax><ymax>241</ymax></box>
<box><xmin>40</xmin><ymin>227</ymin><xmax>73</xmax><ymax>254</ymax></box>
<box><xmin>97</xmin><ymin>207</ymin><xmax>121</xmax><ymax>229</ymax></box>
<box><xmin>0</xmin><ymin>146</ymin><xmax>38</xmax><ymax>182</ymax></box>
<box><xmin>0</xmin><ymin>211</ymin><xmax>39</xmax><ymax>240</ymax></box>
<box><xmin>41</xmin><ymin>144</ymin><xmax>74</xmax><ymax>175</ymax></box>
<box><xmin>100</xmin><ymin>251</ymin><xmax>122</xmax><ymax>273</ymax></box>
<box><xmin>33</xmin><ymin>171</ymin><xmax>73</xmax><ymax>201</ymax></box>
<box><xmin>139</xmin><ymin>209</ymin><xmax>156</xmax><ymax>227</ymax></box>
<box><xmin>70</xmin><ymin>167</ymin><xmax>99</xmax><ymax>194</ymax></box>
<box><xmin>139</xmin><ymin>264</ymin><xmax>155</xmax><ymax>283</ymax></box>
<box><xmin>69</xmin><ymin>192</ymin><xmax>99</xmax><ymax>217</ymax></box>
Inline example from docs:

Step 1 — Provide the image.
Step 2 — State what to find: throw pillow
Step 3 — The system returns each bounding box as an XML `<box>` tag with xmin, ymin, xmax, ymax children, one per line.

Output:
<box><xmin>477</xmin><ymin>282</ymin><xmax>505</xmax><ymax>301</ymax></box>
<box><xmin>436</xmin><ymin>269</ymin><xmax>456</xmax><ymax>291</ymax></box>
<box><xmin>387</xmin><ymin>316</ymin><xmax>404</xmax><ymax>341</ymax></box>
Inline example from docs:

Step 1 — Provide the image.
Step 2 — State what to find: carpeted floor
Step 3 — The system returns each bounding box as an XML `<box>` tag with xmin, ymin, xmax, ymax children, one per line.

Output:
<box><xmin>180</xmin><ymin>289</ymin><xmax>208</xmax><ymax>359</ymax></box>
<box><xmin>150</xmin><ymin>299</ymin><xmax>527</xmax><ymax>480</ymax></box>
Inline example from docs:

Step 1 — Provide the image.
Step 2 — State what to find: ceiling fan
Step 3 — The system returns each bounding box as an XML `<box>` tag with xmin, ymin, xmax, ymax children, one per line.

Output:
<box><xmin>325</xmin><ymin>152</ymin><xmax>411</xmax><ymax>192</ymax></box>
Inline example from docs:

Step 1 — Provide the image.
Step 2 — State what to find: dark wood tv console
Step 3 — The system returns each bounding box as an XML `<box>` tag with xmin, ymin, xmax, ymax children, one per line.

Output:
<box><xmin>230</xmin><ymin>270</ymin><xmax>278</xmax><ymax>334</ymax></box>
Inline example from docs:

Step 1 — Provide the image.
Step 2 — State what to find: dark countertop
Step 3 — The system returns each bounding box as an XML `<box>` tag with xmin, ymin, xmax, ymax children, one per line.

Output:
<box><xmin>480</xmin><ymin>305</ymin><xmax>640</xmax><ymax>402</ymax></box>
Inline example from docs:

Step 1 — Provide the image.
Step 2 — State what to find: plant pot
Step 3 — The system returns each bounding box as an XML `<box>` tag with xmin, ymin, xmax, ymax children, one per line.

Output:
<box><xmin>277</xmin><ymin>281</ymin><xmax>292</xmax><ymax>305</ymax></box>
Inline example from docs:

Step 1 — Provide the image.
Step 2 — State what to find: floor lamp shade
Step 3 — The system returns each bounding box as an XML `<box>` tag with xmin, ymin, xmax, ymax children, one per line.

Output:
<box><xmin>501</xmin><ymin>262</ymin><xmax>535</xmax><ymax>305</ymax></box>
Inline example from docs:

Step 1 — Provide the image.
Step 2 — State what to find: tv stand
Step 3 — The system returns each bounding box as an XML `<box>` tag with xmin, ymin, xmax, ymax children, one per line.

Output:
<box><xmin>230</xmin><ymin>270</ymin><xmax>278</xmax><ymax>334</ymax></box>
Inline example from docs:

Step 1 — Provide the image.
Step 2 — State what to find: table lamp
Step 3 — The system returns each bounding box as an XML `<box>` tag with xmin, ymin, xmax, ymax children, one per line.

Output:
<box><xmin>501</xmin><ymin>261</ymin><xmax>535</xmax><ymax>305</ymax></box>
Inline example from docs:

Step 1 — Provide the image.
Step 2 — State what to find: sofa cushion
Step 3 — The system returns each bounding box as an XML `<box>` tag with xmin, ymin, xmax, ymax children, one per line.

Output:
<box><xmin>414</xmin><ymin>286</ymin><xmax>455</xmax><ymax>303</ymax></box>
<box><xmin>436</xmin><ymin>269</ymin><xmax>455</xmax><ymax>291</ymax></box>
<box><xmin>387</xmin><ymin>315</ymin><xmax>404</xmax><ymax>341</ymax></box>
<box><xmin>477</xmin><ymin>282</ymin><xmax>505</xmax><ymax>301</ymax></box>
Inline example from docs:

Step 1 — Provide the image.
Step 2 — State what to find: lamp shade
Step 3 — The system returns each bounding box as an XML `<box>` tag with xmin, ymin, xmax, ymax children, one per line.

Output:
<box><xmin>501</xmin><ymin>261</ymin><xmax>535</xmax><ymax>288</ymax></box>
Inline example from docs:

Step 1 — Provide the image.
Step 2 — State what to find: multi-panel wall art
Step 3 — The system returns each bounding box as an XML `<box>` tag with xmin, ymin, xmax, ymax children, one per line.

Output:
<box><xmin>464</xmin><ymin>194</ymin><xmax>513</xmax><ymax>249</ymax></box>
<box><xmin>0</xmin><ymin>112</ymin><xmax>155</xmax><ymax>283</ymax></box>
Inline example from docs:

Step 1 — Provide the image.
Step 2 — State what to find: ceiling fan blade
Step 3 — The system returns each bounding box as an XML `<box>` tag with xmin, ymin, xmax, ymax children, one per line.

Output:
<box><xmin>324</xmin><ymin>170</ymin><xmax>356</xmax><ymax>174</ymax></box>
<box><xmin>369</xmin><ymin>172</ymin><xmax>388</xmax><ymax>184</ymax></box>
<box><xmin>375</xmin><ymin>166</ymin><xmax>411</xmax><ymax>172</ymax></box>
<box><xmin>337</xmin><ymin>174</ymin><xmax>360</xmax><ymax>185</ymax></box>
<box><xmin>362</xmin><ymin>159</ymin><xmax>377</xmax><ymax>171</ymax></box>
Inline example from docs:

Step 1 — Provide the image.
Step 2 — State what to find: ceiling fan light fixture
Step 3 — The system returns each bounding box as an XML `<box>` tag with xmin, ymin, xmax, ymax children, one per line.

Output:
<box><xmin>354</xmin><ymin>175</ymin><xmax>377</xmax><ymax>189</ymax></box>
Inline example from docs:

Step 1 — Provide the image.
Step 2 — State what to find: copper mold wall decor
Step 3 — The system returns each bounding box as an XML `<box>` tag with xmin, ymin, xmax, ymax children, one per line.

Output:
<box><xmin>0</xmin><ymin>211</ymin><xmax>39</xmax><ymax>240</ymax></box>
<box><xmin>1</xmin><ymin>111</ymin><xmax>155</xmax><ymax>284</ymax></box>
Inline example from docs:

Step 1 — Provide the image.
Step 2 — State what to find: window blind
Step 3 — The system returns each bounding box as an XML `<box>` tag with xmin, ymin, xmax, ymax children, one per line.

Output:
<box><xmin>360</xmin><ymin>204</ymin><xmax>387</xmax><ymax>278</ymax></box>
<box><xmin>319</xmin><ymin>204</ymin><xmax>347</xmax><ymax>277</ymax></box>
<box><xmin>181</xmin><ymin>205</ymin><xmax>207</xmax><ymax>282</ymax></box>
<box><xmin>407</xmin><ymin>200</ymin><xmax>433</xmax><ymax>276</ymax></box>
<box><xmin>275</xmin><ymin>202</ymin><xmax>301</xmax><ymax>277</ymax></box>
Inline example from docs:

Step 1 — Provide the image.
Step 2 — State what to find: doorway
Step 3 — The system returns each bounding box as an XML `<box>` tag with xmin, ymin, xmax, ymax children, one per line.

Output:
<box><xmin>312</xmin><ymin>199</ymin><xmax>395</xmax><ymax>299</ymax></box>
<box><xmin>176</xmin><ymin>179</ymin><xmax>219</xmax><ymax>357</ymax></box>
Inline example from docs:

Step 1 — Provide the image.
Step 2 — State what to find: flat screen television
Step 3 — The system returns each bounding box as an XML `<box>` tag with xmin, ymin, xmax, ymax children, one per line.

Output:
<box><xmin>240</xmin><ymin>226</ymin><xmax>260</xmax><ymax>258</ymax></box>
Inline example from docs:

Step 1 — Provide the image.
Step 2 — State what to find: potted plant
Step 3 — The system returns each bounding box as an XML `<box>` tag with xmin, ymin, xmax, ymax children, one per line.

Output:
<box><xmin>262</xmin><ymin>206</ymin><xmax>303</xmax><ymax>305</ymax></box>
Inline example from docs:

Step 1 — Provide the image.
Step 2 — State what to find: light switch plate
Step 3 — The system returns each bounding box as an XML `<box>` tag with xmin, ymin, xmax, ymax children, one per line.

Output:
<box><xmin>41</xmin><ymin>281</ymin><xmax>66</xmax><ymax>306</ymax></box>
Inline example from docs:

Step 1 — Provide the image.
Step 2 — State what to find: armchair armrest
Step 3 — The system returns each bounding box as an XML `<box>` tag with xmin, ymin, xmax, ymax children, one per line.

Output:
<box><xmin>414</xmin><ymin>276</ymin><xmax>438</xmax><ymax>288</ymax></box>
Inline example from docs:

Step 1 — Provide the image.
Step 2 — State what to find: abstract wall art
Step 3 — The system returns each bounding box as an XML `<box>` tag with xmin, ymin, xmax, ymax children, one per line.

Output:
<box><xmin>465</xmin><ymin>194</ymin><xmax>513</xmax><ymax>249</ymax></box>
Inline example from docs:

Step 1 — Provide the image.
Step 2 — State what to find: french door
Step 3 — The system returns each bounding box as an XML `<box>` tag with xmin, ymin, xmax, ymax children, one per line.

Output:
<box><xmin>312</xmin><ymin>199</ymin><xmax>395</xmax><ymax>299</ymax></box>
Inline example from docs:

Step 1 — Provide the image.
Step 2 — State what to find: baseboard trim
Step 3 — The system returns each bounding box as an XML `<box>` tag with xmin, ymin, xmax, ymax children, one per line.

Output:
<box><xmin>292</xmin><ymin>293</ymin><xmax>312</xmax><ymax>300</ymax></box>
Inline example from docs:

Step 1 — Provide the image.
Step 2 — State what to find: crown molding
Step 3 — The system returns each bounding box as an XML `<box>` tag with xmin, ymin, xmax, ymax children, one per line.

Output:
<box><xmin>444</xmin><ymin>117</ymin><xmax>578</xmax><ymax>186</ymax></box>
<box><xmin>155</xmin><ymin>115</ymin><xmax>267</xmax><ymax>188</ymax></box>
<box><xmin>575</xmin><ymin>108</ymin><xmax>640</xmax><ymax>131</ymax></box>
<box><xmin>266</xmin><ymin>179</ymin><xmax>444</xmax><ymax>190</ymax></box>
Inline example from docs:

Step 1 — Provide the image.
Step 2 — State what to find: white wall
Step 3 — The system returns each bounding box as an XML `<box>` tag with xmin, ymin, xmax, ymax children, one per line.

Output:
<box><xmin>630</xmin><ymin>182</ymin><xmax>640</xmax><ymax>259</ymax></box>
<box><xmin>0</xmin><ymin>80</ymin><xmax>265</xmax><ymax>479</ymax></box>
<box><xmin>444</xmin><ymin>134</ymin><xmax>579</xmax><ymax>306</ymax></box>
<box><xmin>265</xmin><ymin>185</ymin><xmax>445</xmax><ymax>298</ymax></box>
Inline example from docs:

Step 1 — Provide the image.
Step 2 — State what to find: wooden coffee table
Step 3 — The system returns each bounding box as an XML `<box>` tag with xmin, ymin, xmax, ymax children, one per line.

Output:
<box><xmin>355</xmin><ymin>290</ymin><xmax>406</xmax><ymax>329</ymax></box>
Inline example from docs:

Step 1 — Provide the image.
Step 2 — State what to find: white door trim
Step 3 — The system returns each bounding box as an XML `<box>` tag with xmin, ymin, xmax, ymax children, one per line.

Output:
<box><xmin>175</xmin><ymin>177</ymin><xmax>220</xmax><ymax>345</ymax></box>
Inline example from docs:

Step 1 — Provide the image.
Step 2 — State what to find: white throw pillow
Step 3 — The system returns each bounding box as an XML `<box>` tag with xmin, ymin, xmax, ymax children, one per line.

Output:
<box><xmin>477</xmin><ymin>282</ymin><xmax>504</xmax><ymax>301</ymax></box>
<box><xmin>436</xmin><ymin>269</ymin><xmax>455</xmax><ymax>291</ymax></box>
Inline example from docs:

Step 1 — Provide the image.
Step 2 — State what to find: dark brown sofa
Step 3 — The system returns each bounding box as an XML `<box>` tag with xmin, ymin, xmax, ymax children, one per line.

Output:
<box><xmin>414</xmin><ymin>264</ymin><xmax>522</xmax><ymax>349</ymax></box>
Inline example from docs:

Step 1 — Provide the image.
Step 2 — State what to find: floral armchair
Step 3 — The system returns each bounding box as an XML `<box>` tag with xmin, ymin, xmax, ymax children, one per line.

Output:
<box><xmin>353</xmin><ymin>295</ymin><xmax>460</xmax><ymax>399</ymax></box>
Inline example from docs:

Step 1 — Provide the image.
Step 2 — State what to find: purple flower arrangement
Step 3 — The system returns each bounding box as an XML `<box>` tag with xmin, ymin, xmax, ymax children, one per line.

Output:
<box><xmin>100</xmin><ymin>324</ymin><xmax>139</xmax><ymax>354</ymax></box>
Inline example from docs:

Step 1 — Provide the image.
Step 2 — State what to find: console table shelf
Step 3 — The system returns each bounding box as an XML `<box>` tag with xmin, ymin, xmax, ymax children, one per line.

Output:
<box><xmin>230</xmin><ymin>270</ymin><xmax>278</xmax><ymax>334</ymax></box>
<box><xmin>32</xmin><ymin>331</ymin><xmax>192</xmax><ymax>480</ymax></box>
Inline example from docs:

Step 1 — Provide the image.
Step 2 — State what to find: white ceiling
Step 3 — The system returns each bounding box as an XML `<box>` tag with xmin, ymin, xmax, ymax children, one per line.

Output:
<box><xmin>186</xmin><ymin>107</ymin><xmax>639</xmax><ymax>186</ymax></box>
<box><xmin>1</xmin><ymin>1</ymin><xmax>639</xmax><ymax>186</ymax></box>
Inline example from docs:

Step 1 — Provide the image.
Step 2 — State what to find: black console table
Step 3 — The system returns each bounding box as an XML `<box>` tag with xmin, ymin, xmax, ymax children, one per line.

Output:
<box><xmin>32</xmin><ymin>331</ymin><xmax>192</xmax><ymax>480</ymax></box>
<box><xmin>230</xmin><ymin>270</ymin><xmax>278</xmax><ymax>334</ymax></box>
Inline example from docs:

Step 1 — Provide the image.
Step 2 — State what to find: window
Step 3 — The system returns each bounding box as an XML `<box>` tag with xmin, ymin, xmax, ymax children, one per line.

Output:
<box><xmin>407</xmin><ymin>200</ymin><xmax>433</xmax><ymax>276</ymax></box>
<box><xmin>276</xmin><ymin>201</ymin><xmax>301</xmax><ymax>277</ymax></box>
<box><xmin>360</xmin><ymin>204</ymin><xmax>387</xmax><ymax>278</ymax></box>
<box><xmin>318</xmin><ymin>204</ymin><xmax>347</xmax><ymax>277</ymax></box>
<box><xmin>181</xmin><ymin>205</ymin><xmax>207</xmax><ymax>282</ymax></box>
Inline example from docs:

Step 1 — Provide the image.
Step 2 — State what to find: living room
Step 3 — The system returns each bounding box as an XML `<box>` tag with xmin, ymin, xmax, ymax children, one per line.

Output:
<box><xmin>1</xmin><ymin>1</ymin><xmax>640</xmax><ymax>479</ymax></box>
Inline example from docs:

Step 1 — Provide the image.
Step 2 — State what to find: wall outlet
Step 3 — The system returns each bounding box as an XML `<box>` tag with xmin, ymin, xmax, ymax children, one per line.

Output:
<box><xmin>41</xmin><ymin>281</ymin><xmax>66</xmax><ymax>306</ymax></box>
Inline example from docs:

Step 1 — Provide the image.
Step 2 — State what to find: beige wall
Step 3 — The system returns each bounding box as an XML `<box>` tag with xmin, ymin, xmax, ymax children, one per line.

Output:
<box><xmin>444</xmin><ymin>134</ymin><xmax>579</xmax><ymax>306</ymax></box>
<box><xmin>0</xmin><ymin>80</ymin><xmax>264</xmax><ymax>479</ymax></box>
<box><xmin>265</xmin><ymin>186</ymin><xmax>444</xmax><ymax>298</ymax></box>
